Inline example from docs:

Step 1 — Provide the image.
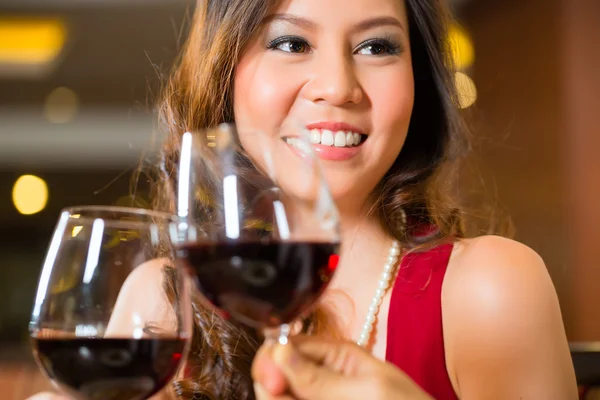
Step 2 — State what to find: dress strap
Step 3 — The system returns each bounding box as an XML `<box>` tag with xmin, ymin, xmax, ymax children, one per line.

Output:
<box><xmin>385</xmin><ymin>243</ymin><xmax>458</xmax><ymax>400</ymax></box>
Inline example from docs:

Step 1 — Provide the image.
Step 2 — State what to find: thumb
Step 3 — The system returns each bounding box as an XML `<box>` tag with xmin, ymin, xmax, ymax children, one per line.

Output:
<box><xmin>271</xmin><ymin>342</ymin><xmax>355</xmax><ymax>400</ymax></box>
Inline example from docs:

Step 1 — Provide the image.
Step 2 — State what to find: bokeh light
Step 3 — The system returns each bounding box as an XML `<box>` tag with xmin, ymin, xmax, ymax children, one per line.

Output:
<box><xmin>12</xmin><ymin>174</ymin><xmax>49</xmax><ymax>215</ymax></box>
<box><xmin>44</xmin><ymin>86</ymin><xmax>79</xmax><ymax>124</ymax></box>
<box><xmin>455</xmin><ymin>71</ymin><xmax>478</xmax><ymax>109</ymax></box>
<box><xmin>449</xmin><ymin>23</ymin><xmax>475</xmax><ymax>70</ymax></box>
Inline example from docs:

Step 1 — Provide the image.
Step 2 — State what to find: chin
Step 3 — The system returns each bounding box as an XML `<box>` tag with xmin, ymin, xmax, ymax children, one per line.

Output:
<box><xmin>328</xmin><ymin>187</ymin><xmax>370</xmax><ymax>213</ymax></box>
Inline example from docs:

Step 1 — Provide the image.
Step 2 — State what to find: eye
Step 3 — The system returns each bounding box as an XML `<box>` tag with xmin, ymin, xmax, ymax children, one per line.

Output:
<box><xmin>355</xmin><ymin>39</ymin><xmax>402</xmax><ymax>56</ymax></box>
<box><xmin>267</xmin><ymin>36</ymin><xmax>311</xmax><ymax>53</ymax></box>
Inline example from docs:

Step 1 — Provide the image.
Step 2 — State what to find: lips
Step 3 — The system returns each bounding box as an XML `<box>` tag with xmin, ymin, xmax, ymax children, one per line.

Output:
<box><xmin>283</xmin><ymin>121</ymin><xmax>367</xmax><ymax>147</ymax></box>
<box><xmin>281</xmin><ymin>121</ymin><xmax>368</xmax><ymax>161</ymax></box>
<box><xmin>306</xmin><ymin>129</ymin><xmax>363</xmax><ymax>147</ymax></box>
<box><xmin>307</xmin><ymin>122</ymin><xmax>367</xmax><ymax>146</ymax></box>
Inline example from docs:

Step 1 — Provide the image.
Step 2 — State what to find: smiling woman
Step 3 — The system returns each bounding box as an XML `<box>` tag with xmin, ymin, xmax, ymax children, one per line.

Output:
<box><xmin>135</xmin><ymin>0</ymin><xmax>581</xmax><ymax>399</ymax></box>
<box><xmin>233</xmin><ymin>3</ymin><xmax>415</xmax><ymax>212</ymax></box>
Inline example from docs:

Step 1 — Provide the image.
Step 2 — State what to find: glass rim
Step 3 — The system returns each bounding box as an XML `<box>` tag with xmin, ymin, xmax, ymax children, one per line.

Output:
<box><xmin>59</xmin><ymin>205</ymin><xmax>177</xmax><ymax>226</ymax></box>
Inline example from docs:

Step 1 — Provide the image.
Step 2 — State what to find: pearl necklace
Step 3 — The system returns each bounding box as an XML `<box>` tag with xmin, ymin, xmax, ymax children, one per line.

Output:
<box><xmin>356</xmin><ymin>240</ymin><xmax>401</xmax><ymax>347</ymax></box>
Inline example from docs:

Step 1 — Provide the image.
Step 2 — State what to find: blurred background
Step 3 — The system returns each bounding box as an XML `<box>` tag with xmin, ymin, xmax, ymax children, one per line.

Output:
<box><xmin>0</xmin><ymin>0</ymin><xmax>598</xmax><ymax>398</ymax></box>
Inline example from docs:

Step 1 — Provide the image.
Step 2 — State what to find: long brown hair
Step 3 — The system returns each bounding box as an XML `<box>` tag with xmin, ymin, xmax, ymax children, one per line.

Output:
<box><xmin>154</xmin><ymin>0</ymin><xmax>471</xmax><ymax>398</ymax></box>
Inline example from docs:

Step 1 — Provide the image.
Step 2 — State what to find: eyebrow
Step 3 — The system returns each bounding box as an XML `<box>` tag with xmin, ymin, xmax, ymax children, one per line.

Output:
<box><xmin>264</xmin><ymin>14</ymin><xmax>405</xmax><ymax>33</ymax></box>
<box><xmin>353</xmin><ymin>16</ymin><xmax>405</xmax><ymax>33</ymax></box>
<box><xmin>264</xmin><ymin>13</ymin><xmax>318</xmax><ymax>30</ymax></box>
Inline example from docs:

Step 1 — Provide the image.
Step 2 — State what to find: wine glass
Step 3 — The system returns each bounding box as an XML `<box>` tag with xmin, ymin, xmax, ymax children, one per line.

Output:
<box><xmin>170</xmin><ymin>122</ymin><xmax>340</xmax><ymax>344</ymax></box>
<box><xmin>29</xmin><ymin>206</ymin><xmax>192</xmax><ymax>400</ymax></box>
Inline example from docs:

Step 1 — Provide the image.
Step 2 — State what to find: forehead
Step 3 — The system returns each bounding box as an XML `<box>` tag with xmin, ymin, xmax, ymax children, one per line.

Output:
<box><xmin>269</xmin><ymin>0</ymin><xmax>409</xmax><ymax>29</ymax></box>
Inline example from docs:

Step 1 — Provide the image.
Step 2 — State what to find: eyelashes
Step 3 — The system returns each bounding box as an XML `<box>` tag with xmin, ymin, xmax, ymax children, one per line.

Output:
<box><xmin>355</xmin><ymin>36</ymin><xmax>404</xmax><ymax>55</ymax></box>
<box><xmin>266</xmin><ymin>35</ymin><xmax>311</xmax><ymax>53</ymax></box>
<box><xmin>265</xmin><ymin>35</ymin><xmax>404</xmax><ymax>56</ymax></box>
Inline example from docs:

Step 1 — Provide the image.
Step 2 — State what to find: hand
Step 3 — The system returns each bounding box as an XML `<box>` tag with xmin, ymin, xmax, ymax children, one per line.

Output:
<box><xmin>252</xmin><ymin>336</ymin><xmax>434</xmax><ymax>400</ymax></box>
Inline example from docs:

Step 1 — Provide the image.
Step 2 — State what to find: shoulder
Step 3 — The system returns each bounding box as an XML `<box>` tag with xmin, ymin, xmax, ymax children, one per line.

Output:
<box><xmin>120</xmin><ymin>257</ymin><xmax>174</xmax><ymax>312</ymax></box>
<box><xmin>445</xmin><ymin>234</ymin><xmax>554</xmax><ymax>298</ymax></box>
<box><xmin>121</xmin><ymin>257</ymin><xmax>172</xmax><ymax>294</ymax></box>
<box><xmin>105</xmin><ymin>258</ymin><xmax>175</xmax><ymax>337</ymax></box>
<box><xmin>442</xmin><ymin>236</ymin><xmax>576</xmax><ymax>398</ymax></box>
<box><xmin>443</xmin><ymin>235</ymin><xmax>557</xmax><ymax>335</ymax></box>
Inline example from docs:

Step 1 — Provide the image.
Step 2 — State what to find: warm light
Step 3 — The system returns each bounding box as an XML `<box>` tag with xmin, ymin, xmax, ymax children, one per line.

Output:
<box><xmin>0</xmin><ymin>18</ymin><xmax>67</xmax><ymax>65</ymax></box>
<box><xmin>449</xmin><ymin>24</ymin><xmax>475</xmax><ymax>70</ymax></box>
<box><xmin>455</xmin><ymin>72</ymin><xmax>478</xmax><ymax>109</ymax></box>
<box><xmin>71</xmin><ymin>226</ymin><xmax>83</xmax><ymax>237</ymax></box>
<box><xmin>44</xmin><ymin>86</ymin><xmax>79</xmax><ymax>124</ymax></box>
<box><xmin>12</xmin><ymin>175</ymin><xmax>49</xmax><ymax>215</ymax></box>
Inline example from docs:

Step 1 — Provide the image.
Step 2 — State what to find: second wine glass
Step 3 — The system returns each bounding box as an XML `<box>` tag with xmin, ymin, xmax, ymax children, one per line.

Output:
<box><xmin>30</xmin><ymin>206</ymin><xmax>192</xmax><ymax>400</ymax></box>
<box><xmin>172</xmin><ymin>123</ymin><xmax>340</xmax><ymax>344</ymax></box>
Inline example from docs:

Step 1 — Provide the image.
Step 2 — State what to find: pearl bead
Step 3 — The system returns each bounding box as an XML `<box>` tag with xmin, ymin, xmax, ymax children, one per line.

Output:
<box><xmin>356</xmin><ymin>240</ymin><xmax>400</xmax><ymax>348</ymax></box>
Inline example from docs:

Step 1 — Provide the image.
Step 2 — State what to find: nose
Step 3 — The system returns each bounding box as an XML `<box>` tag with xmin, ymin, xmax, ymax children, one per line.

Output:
<box><xmin>301</xmin><ymin>53</ymin><xmax>363</xmax><ymax>106</ymax></box>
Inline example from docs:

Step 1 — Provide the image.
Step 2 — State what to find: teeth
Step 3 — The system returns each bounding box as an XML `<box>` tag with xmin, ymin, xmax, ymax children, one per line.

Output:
<box><xmin>334</xmin><ymin>131</ymin><xmax>346</xmax><ymax>147</ymax></box>
<box><xmin>321</xmin><ymin>130</ymin><xmax>334</xmax><ymax>146</ymax></box>
<box><xmin>346</xmin><ymin>132</ymin><xmax>354</xmax><ymax>145</ymax></box>
<box><xmin>309</xmin><ymin>129</ymin><xmax>321</xmax><ymax>144</ymax></box>
<box><xmin>286</xmin><ymin>129</ymin><xmax>364</xmax><ymax>148</ymax></box>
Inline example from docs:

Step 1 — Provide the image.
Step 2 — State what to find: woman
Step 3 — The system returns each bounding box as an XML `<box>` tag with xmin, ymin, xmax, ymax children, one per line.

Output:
<box><xmin>31</xmin><ymin>0</ymin><xmax>577</xmax><ymax>398</ymax></box>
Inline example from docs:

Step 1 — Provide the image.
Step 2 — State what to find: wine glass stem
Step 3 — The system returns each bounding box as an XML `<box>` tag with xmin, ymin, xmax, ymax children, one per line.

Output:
<box><xmin>265</xmin><ymin>323</ymin><xmax>291</xmax><ymax>345</ymax></box>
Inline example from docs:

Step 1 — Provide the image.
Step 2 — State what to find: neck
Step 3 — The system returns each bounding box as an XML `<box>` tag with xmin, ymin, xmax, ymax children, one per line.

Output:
<box><xmin>335</xmin><ymin>208</ymin><xmax>396</xmax><ymax>282</ymax></box>
<box><xmin>317</xmin><ymin>206</ymin><xmax>399</xmax><ymax>342</ymax></box>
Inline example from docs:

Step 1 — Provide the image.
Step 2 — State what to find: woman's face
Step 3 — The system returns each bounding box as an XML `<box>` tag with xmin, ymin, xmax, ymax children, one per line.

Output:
<box><xmin>234</xmin><ymin>0</ymin><xmax>414</xmax><ymax>212</ymax></box>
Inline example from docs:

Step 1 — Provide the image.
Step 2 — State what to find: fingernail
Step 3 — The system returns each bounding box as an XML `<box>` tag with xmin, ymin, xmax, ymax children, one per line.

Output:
<box><xmin>273</xmin><ymin>343</ymin><xmax>299</xmax><ymax>368</ymax></box>
<box><xmin>254</xmin><ymin>382</ymin><xmax>268</xmax><ymax>398</ymax></box>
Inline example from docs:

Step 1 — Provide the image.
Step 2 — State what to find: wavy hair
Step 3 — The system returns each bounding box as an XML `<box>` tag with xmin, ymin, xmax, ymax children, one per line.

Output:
<box><xmin>153</xmin><ymin>0</ymin><xmax>471</xmax><ymax>398</ymax></box>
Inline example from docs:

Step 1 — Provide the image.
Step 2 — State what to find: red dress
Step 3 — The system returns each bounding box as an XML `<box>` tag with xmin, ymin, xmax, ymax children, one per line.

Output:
<box><xmin>386</xmin><ymin>243</ymin><xmax>459</xmax><ymax>400</ymax></box>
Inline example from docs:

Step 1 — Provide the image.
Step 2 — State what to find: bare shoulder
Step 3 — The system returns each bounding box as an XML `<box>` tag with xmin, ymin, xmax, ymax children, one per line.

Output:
<box><xmin>442</xmin><ymin>235</ymin><xmax>577</xmax><ymax>399</ymax></box>
<box><xmin>122</xmin><ymin>257</ymin><xmax>172</xmax><ymax>292</ymax></box>
<box><xmin>449</xmin><ymin>234</ymin><xmax>553</xmax><ymax>290</ymax></box>
<box><xmin>117</xmin><ymin>257</ymin><xmax>173</xmax><ymax>311</ymax></box>
<box><xmin>450</xmin><ymin>234</ymin><xmax>546</xmax><ymax>276</ymax></box>
<box><xmin>444</xmin><ymin>234</ymin><xmax>558</xmax><ymax>334</ymax></box>
<box><xmin>105</xmin><ymin>258</ymin><xmax>176</xmax><ymax>337</ymax></box>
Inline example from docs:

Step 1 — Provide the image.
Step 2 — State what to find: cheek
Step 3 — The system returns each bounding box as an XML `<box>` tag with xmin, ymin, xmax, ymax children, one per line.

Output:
<box><xmin>233</xmin><ymin>54</ymin><xmax>300</xmax><ymax>136</ymax></box>
<box><xmin>364</xmin><ymin>66</ymin><xmax>414</xmax><ymax>147</ymax></box>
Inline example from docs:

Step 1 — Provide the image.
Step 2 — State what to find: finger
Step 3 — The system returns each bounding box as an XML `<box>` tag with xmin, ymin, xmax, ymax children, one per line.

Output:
<box><xmin>252</xmin><ymin>343</ymin><xmax>288</xmax><ymax>395</ymax></box>
<box><xmin>271</xmin><ymin>342</ymin><xmax>356</xmax><ymax>400</ymax></box>
<box><xmin>291</xmin><ymin>336</ymin><xmax>377</xmax><ymax>375</ymax></box>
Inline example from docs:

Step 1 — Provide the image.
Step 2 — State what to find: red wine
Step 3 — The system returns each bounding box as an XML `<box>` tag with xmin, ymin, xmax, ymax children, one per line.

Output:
<box><xmin>32</xmin><ymin>337</ymin><xmax>185</xmax><ymax>400</ymax></box>
<box><xmin>179</xmin><ymin>241</ymin><xmax>340</xmax><ymax>327</ymax></box>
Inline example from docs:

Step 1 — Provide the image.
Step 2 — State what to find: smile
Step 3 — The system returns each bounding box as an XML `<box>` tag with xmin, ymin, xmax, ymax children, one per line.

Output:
<box><xmin>282</xmin><ymin>133</ymin><xmax>367</xmax><ymax>162</ymax></box>
<box><xmin>281</xmin><ymin>121</ymin><xmax>369</xmax><ymax>161</ymax></box>
<box><xmin>285</xmin><ymin>128</ymin><xmax>367</xmax><ymax>148</ymax></box>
